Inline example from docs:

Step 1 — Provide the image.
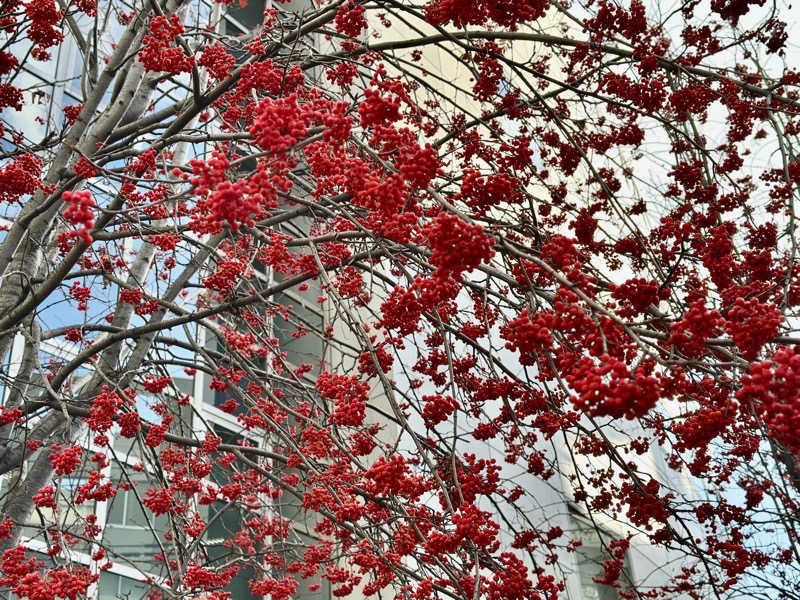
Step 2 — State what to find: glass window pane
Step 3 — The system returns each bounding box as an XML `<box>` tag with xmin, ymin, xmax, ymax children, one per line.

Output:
<box><xmin>106</xmin><ymin>490</ymin><xmax>125</xmax><ymax>525</ymax></box>
<box><xmin>278</xmin><ymin>0</ymin><xmax>314</xmax><ymax>17</ymax></box>
<box><xmin>274</xmin><ymin>531</ymin><xmax>331</xmax><ymax>600</ymax></box>
<box><xmin>205</xmin><ymin>500</ymin><xmax>261</xmax><ymax>600</ymax></box>
<box><xmin>97</xmin><ymin>571</ymin><xmax>120</xmax><ymax>600</ymax></box>
<box><xmin>120</xmin><ymin>575</ymin><xmax>149</xmax><ymax>600</ymax></box>
<box><xmin>124</xmin><ymin>490</ymin><xmax>151</xmax><ymax>528</ymax></box>
<box><xmin>570</xmin><ymin>516</ymin><xmax>632</xmax><ymax>600</ymax></box>
<box><xmin>98</xmin><ymin>571</ymin><xmax>150</xmax><ymax>600</ymax></box>
<box><xmin>273</xmin><ymin>292</ymin><xmax>324</xmax><ymax>370</ymax></box>
<box><xmin>226</xmin><ymin>0</ymin><xmax>266</xmax><ymax>31</ymax></box>
<box><xmin>104</xmin><ymin>468</ymin><xmax>169</xmax><ymax>562</ymax></box>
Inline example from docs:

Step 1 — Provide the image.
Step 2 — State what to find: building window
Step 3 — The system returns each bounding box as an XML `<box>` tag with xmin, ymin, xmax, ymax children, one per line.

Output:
<box><xmin>570</xmin><ymin>515</ymin><xmax>633</xmax><ymax>600</ymax></box>
<box><xmin>271</xmin><ymin>214</ymin><xmax>326</xmax><ymax>376</ymax></box>
<box><xmin>96</xmin><ymin>570</ymin><xmax>150</xmax><ymax>600</ymax></box>
<box><xmin>272</xmin><ymin>290</ymin><xmax>325</xmax><ymax>375</ymax></box>
<box><xmin>224</xmin><ymin>0</ymin><xmax>268</xmax><ymax>35</ymax></box>
<box><xmin>274</xmin><ymin>530</ymin><xmax>332</xmax><ymax>600</ymax></box>
<box><xmin>202</xmin><ymin>425</ymin><xmax>264</xmax><ymax>600</ymax></box>
<box><xmin>103</xmin><ymin>466</ymin><xmax>171</xmax><ymax>565</ymax></box>
<box><xmin>9</xmin><ymin>476</ymin><xmax>97</xmax><ymax>553</ymax></box>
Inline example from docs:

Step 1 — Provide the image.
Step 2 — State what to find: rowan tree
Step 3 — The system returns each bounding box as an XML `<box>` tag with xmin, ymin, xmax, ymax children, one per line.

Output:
<box><xmin>0</xmin><ymin>0</ymin><xmax>799</xmax><ymax>599</ymax></box>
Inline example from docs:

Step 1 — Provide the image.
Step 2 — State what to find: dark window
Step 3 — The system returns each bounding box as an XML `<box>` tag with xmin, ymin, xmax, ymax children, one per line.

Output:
<box><xmin>571</xmin><ymin>515</ymin><xmax>634</xmax><ymax>600</ymax></box>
